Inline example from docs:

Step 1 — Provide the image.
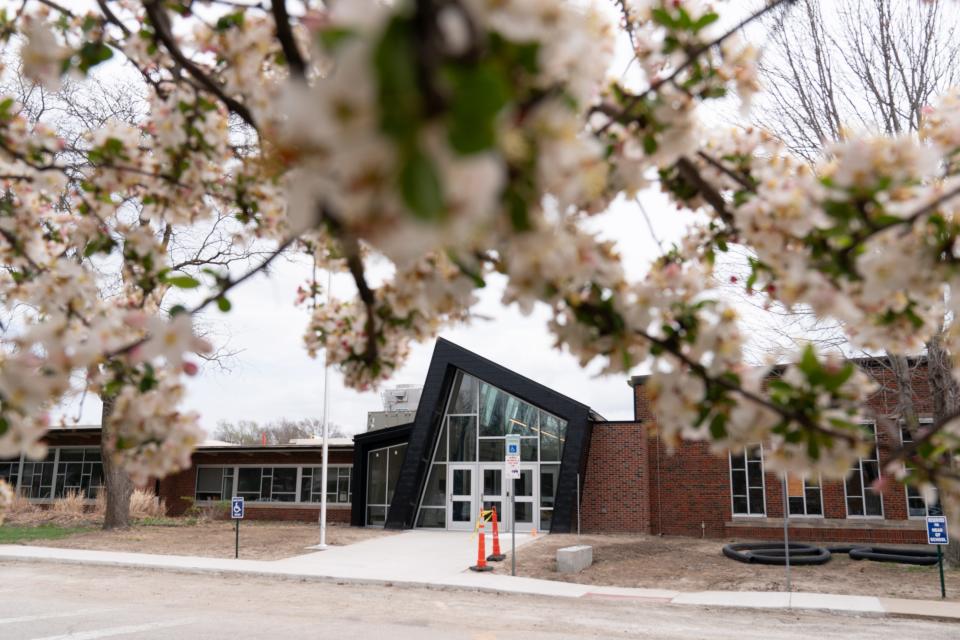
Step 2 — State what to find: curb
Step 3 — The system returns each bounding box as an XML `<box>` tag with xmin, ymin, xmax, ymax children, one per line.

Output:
<box><xmin>1</xmin><ymin>551</ymin><xmax>958</xmax><ymax>623</ymax></box>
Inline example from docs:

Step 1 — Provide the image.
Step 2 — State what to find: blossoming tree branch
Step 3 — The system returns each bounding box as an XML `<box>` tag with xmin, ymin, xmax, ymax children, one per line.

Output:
<box><xmin>1</xmin><ymin>0</ymin><xmax>960</xmax><ymax>529</ymax></box>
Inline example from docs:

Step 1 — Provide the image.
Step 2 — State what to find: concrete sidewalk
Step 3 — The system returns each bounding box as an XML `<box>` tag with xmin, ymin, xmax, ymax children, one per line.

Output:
<box><xmin>1</xmin><ymin>532</ymin><xmax>958</xmax><ymax>622</ymax></box>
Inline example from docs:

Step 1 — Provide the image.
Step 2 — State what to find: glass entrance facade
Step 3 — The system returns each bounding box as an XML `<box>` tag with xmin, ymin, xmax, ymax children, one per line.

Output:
<box><xmin>415</xmin><ymin>370</ymin><xmax>568</xmax><ymax>531</ymax></box>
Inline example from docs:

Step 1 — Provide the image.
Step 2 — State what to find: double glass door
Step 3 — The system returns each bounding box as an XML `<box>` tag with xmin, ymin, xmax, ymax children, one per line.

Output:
<box><xmin>447</xmin><ymin>463</ymin><xmax>538</xmax><ymax>532</ymax></box>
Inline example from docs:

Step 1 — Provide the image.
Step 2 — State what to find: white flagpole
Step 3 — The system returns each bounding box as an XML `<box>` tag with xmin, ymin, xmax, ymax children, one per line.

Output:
<box><xmin>317</xmin><ymin>269</ymin><xmax>332</xmax><ymax>550</ymax></box>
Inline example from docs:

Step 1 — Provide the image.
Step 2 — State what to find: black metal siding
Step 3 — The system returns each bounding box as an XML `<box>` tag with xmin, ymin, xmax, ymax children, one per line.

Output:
<box><xmin>383</xmin><ymin>338</ymin><xmax>594</xmax><ymax>533</ymax></box>
<box><xmin>350</xmin><ymin>423</ymin><xmax>413</xmax><ymax>527</ymax></box>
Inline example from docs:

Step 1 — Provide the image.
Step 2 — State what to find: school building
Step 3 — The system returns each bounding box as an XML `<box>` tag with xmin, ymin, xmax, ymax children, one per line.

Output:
<box><xmin>3</xmin><ymin>339</ymin><xmax>934</xmax><ymax>544</ymax></box>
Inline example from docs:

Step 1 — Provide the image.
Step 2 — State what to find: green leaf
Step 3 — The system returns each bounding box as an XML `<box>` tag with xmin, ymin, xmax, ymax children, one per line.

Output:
<box><xmin>77</xmin><ymin>41</ymin><xmax>113</xmax><ymax>73</ymax></box>
<box><xmin>216</xmin><ymin>296</ymin><xmax>232</xmax><ymax>312</ymax></box>
<box><xmin>400</xmin><ymin>148</ymin><xmax>444</xmax><ymax>220</ymax></box>
<box><xmin>165</xmin><ymin>275</ymin><xmax>200</xmax><ymax>289</ymax></box>
<box><xmin>373</xmin><ymin>17</ymin><xmax>421</xmax><ymax>143</ymax></box>
<box><xmin>215</xmin><ymin>11</ymin><xmax>244</xmax><ymax>31</ymax></box>
<box><xmin>693</xmin><ymin>12</ymin><xmax>720</xmax><ymax>32</ymax></box>
<box><xmin>798</xmin><ymin>344</ymin><xmax>820</xmax><ymax>378</ymax></box>
<box><xmin>317</xmin><ymin>27</ymin><xmax>355</xmax><ymax>51</ymax></box>
<box><xmin>446</xmin><ymin>62</ymin><xmax>509</xmax><ymax>154</ymax></box>
<box><xmin>651</xmin><ymin>8</ymin><xmax>676</xmax><ymax>28</ymax></box>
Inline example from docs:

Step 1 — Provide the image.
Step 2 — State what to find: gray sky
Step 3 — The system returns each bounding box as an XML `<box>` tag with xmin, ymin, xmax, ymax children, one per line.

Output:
<box><xmin>60</xmin><ymin>189</ymin><xmax>679</xmax><ymax>435</ymax></box>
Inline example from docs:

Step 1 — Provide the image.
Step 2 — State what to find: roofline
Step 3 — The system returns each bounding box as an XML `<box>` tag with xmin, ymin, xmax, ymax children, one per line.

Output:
<box><xmin>195</xmin><ymin>444</ymin><xmax>353</xmax><ymax>453</ymax></box>
<box><xmin>434</xmin><ymin>337</ymin><xmax>593</xmax><ymax>412</ymax></box>
<box><xmin>352</xmin><ymin>422</ymin><xmax>414</xmax><ymax>444</ymax></box>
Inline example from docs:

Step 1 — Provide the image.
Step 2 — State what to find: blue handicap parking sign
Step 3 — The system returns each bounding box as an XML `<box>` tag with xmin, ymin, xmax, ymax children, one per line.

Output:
<box><xmin>231</xmin><ymin>496</ymin><xmax>245</xmax><ymax>519</ymax></box>
<box><xmin>927</xmin><ymin>515</ymin><xmax>948</xmax><ymax>545</ymax></box>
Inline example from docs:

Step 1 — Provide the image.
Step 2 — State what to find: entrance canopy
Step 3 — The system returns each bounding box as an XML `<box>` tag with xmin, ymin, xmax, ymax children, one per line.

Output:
<box><xmin>352</xmin><ymin>338</ymin><xmax>597</xmax><ymax>533</ymax></box>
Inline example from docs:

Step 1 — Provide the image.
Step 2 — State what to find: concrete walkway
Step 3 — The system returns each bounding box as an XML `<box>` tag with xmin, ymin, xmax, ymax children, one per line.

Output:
<box><xmin>1</xmin><ymin>531</ymin><xmax>958</xmax><ymax>622</ymax></box>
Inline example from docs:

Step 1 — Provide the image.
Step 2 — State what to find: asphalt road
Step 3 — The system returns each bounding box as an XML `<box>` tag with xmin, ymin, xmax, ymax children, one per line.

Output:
<box><xmin>0</xmin><ymin>561</ymin><xmax>954</xmax><ymax>639</ymax></box>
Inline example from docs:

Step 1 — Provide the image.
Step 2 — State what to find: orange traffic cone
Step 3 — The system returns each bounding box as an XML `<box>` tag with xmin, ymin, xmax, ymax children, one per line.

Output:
<box><xmin>470</xmin><ymin>524</ymin><xmax>493</xmax><ymax>572</ymax></box>
<box><xmin>487</xmin><ymin>507</ymin><xmax>505</xmax><ymax>562</ymax></box>
<box><xmin>530</xmin><ymin>526</ymin><xmax>537</xmax><ymax>538</ymax></box>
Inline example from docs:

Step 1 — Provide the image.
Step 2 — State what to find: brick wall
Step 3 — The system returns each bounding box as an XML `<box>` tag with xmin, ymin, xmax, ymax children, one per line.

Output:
<box><xmin>597</xmin><ymin>359</ymin><xmax>937</xmax><ymax>544</ymax></box>
<box><xmin>581</xmin><ymin>422</ymin><xmax>649</xmax><ymax>534</ymax></box>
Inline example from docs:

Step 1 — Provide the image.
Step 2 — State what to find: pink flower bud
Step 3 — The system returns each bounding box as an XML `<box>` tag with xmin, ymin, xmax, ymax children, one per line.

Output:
<box><xmin>182</xmin><ymin>361</ymin><xmax>199</xmax><ymax>376</ymax></box>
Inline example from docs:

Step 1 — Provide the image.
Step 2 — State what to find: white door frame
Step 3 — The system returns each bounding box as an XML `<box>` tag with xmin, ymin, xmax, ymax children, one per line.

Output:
<box><xmin>509</xmin><ymin>463</ymin><xmax>538</xmax><ymax>533</ymax></box>
<box><xmin>478</xmin><ymin>463</ymin><xmax>507</xmax><ymax>531</ymax></box>
<box><xmin>447</xmin><ymin>464</ymin><xmax>476</xmax><ymax>531</ymax></box>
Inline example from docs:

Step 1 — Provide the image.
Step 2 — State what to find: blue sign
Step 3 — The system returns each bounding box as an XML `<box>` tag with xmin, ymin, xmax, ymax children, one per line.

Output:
<box><xmin>927</xmin><ymin>515</ymin><xmax>948</xmax><ymax>545</ymax></box>
<box><xmin>507</xmin><ymin>442</ymin><xmax>519</xmax><ymax>455</ymax></box>
<box><xmin>231</xmin><ymin>496</ymin><xmax>245</xmax><ymax>520</ymax></box>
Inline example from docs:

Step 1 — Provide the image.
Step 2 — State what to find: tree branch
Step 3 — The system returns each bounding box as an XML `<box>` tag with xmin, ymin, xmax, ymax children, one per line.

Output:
<box><xmin>143</xmin><ymin>1</ymin><xmax>258</xmax><ymax>129</ymax></box>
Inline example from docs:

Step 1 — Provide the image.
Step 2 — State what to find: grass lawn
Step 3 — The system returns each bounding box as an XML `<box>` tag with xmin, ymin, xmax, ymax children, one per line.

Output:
<box><xmin>0</xmin><ymin>524</ymin><xmax>93</xmax><ymax>543</ymax></box>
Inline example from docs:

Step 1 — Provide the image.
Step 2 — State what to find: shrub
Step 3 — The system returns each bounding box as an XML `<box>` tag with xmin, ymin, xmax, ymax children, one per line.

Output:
<box><xmin>130</xmin><ymin>489</ymin><xmax>166</xmax><ymax>520</ymax></box>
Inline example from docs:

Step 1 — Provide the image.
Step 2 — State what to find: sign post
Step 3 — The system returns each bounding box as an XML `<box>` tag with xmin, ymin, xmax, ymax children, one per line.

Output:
<box><xmin>506</xmin><ymin>435</ymin><xmax>520</xmax><ymax>576</ymax></box>
<box><xmin>231</xmin><ymin>496</ymin><xmax>245</xmax><ymax>559</ymax></box>
<box><xmin>926</xmin><ymin>515</ymin><xmax>949</xmax><ymax>599</ymax></box>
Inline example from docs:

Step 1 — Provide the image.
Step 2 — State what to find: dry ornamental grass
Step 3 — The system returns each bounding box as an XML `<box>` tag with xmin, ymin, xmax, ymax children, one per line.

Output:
<box><xmin>3</xmin><ymin>489</ymin><xmax>165</xmax><ymax>527</ymax></box>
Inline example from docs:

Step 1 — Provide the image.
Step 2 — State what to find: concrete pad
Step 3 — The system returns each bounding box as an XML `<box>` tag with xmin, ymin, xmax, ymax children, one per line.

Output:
<box><xmin>584</xmin><ymin>585</ymin><xmax>680</xmax><ymax>601</ymax></box>
<box><xmin>556</xmin><ymin>544</ymin><xmax>592</xmax><ymax>574</ymax></box>
<box><xmin>879</xmin><ymin>597</ymin><xmax>960</xmax><ymax>620</ymax></box>
<box><xmin>790</xmin><ymin>592</ymin><xmax>884</xmax><ymax>613</ymax></box>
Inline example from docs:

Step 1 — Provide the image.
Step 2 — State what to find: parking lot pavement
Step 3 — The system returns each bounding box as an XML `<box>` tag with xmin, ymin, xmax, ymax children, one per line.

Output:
<box><xmin>2</xmin><ymin>561</ymin><xmax>958</xmax><ymax>640</ymax></box>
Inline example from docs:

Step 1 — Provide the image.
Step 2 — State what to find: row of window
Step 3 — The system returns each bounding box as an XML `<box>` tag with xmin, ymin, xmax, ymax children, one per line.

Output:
<box><xmin>1</xmin><ymin>448</ymin><xmax>104</xmax><ymax>500</ymax></box>
<box><xmin>195</xmin><ymin>465</ymin><xmax>352</xmax><ymax>504</ymax></box>
<box><xmin>730</xmin><ymin>424</ymin><xmax>935</xmax><ymax>519</ymax></box>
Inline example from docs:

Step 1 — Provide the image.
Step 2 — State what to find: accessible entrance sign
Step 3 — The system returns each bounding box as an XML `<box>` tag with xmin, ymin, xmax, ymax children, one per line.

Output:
<box><xmin>232</xmin><ymin>497</ymin><xmax>244</xmax><ymax>559</ymax></box>
<box><xmin>505</xmin><ymin>435</ymin><xmax>520</xmax><ymax>480</ymax></box>
<box><xmin>231</xmin><ymin>497</ymin><xmax>245</xmax><ymax>519</ymax></box>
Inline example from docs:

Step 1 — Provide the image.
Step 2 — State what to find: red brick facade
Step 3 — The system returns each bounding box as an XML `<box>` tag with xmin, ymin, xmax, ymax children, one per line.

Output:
<box><xmin>580</xmin><ymin>359</ymin><xmax>932</xmax><ymax>544</ymax></box>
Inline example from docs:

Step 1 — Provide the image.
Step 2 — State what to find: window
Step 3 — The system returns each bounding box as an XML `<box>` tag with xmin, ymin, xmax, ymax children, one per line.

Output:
<box><xmin>20</xmin><ymin>451</ymin><xmax>56</xmax><ymax>499</ymax></box>
<box><xmin>195</xmin><ymin>465</ymin><xmax>352</xmax><ymax>504</ymax></box>
<box><xmin>196</xmin><ymin>467</ymin><xmax>233</xmax><ymax>501</ymax></box>
<box><xmin>730</xmin><ymin>447</ymin><xmax>765</xmax><ymax>516</ymax></box>
<box><xmin>0</xmin><ymin>458</ymin><xmax>20</xmax><ymax>489</ymax></box>
<box><xmin>845</xmin><ymin>423</ymin><xmax>883</xmax><ymax>517</ymax></box>
<box><xmin>901</xmin><ymin>422</ymin><xmax>939</xmax><ymax>517</ymax></box>
<box><xmin>55</xmin><ymin>448</ymin><xmax>104</xmax><ymax>499</ymax></box>
<box><xmin>366</xmin><ymin>444</ymin><xmax>407</xmax><ymax>526</ymax></box>
<box><xmin>786</xmin><ymin>474</ymin><xmax>822</xmax><ymax>516</ymax></box>
<box><xmin>415</xmin><ymin>369</ymin><xmax>569</xmax><ymax>531</ymax></box>
<box><xmin>300</xmin><ymin>466</ymin><xmax>351</xmax><ymax>503</ymax></box>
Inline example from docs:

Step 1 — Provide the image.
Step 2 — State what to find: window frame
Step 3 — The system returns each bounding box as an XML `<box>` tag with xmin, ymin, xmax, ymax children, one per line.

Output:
<box><xmin>900</xmin><ymin>418</ymin><xmax>937</xmax><ymax>519</ymax></box>
<box><xmin>13</xmin><ymin>447</ymin><xmax>104</xmax><ymax>503</ymax></box>
<box><xmin>365</xmin><ymin>443</ymin><xmax>407</xmax><ymax>526</ymax></box>
<box><xmin>729</xmin><ymin>445</ymin><xmax>767</xmax><ymax>518</ymax></box>
<box><xmin>844</xmin><ymin>422</ymin><xmax>884</xmax><ymax>519</ymax></box>
<box><xmin>785</xmin><ymin>473</ymin><xmax>823</xmax><ymax>518</ymax></box>
<box><xmin>193</xmin><ymin>463</ymin><xmax>353</xmax><ymax>505</ymax></box>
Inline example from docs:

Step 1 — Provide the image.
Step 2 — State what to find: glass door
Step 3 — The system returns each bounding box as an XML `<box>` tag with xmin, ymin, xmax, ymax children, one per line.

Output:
<box><xmin>511</xmin><ymin>465</ymin><xmax>538</xmax><ymax>533</ymax></box>
<box><xmin>479</xmin><ymin>464</ymin><xmax>506</xmax><ymax>530</ymax></box>
<box><xmin>447</xmin><ymin>464</ymin><xmax>475</xmax><ymax>531</ymax></box>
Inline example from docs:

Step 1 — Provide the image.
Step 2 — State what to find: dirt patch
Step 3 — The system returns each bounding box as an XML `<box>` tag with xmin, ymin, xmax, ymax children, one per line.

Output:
<box><xmin>17</xmin><ymin>520</ymin><xmax>395</xmax><ymax>560</ymax></box>
<box><xmin>506</xmin><ymin>534</ymin><xmax>960</xmax><ymax>601</ymax></box>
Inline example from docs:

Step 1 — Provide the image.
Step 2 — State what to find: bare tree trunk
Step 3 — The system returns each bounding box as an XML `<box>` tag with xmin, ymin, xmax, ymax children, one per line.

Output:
<box><xmin>927</xmin><ymin>332</ymin><xmax>960</xmax><ymax>565</ymax></box>
<box><xmin>100</xmin><ymin>395</ymin><xmax>133</xmax><ymax>530</ymax></box>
